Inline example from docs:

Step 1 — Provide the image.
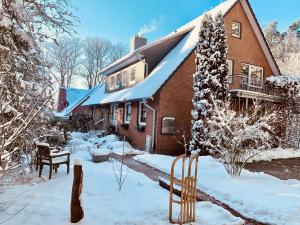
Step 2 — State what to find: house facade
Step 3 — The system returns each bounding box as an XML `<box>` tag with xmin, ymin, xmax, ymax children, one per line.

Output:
<box><xmin>63</xmin><ymin>0</ymin><xmax>281</xmax><ymax>155</ymax></box>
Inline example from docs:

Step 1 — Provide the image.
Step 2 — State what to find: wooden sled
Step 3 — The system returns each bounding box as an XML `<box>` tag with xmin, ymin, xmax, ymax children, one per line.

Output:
<box><xmin>169</xmin><ymin>153</ymin><xmax>199</xmax><ymax>224</ymax></box>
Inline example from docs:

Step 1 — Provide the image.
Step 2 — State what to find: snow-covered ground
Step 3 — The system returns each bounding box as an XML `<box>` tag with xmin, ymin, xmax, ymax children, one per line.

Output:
<box><xmin>249</xmin><ymin>147</ymin><xmax>300</xmax><ymax>162</ymax></box>
<box><xmin>135</xmin><ymin>154</ymin><xmax>300</xmax><ymax>225</ymax></box>
<box><xmin>1</xmin><ymin>132</ymin><xmax>243</xmax><ymax>225</ymax></box>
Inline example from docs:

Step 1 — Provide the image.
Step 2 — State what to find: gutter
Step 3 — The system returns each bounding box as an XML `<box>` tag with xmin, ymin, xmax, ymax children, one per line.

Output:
<box><xmin>143</xmin><ymin>99</ymin><xmax>156</xmax><ymax>153</ymax></box>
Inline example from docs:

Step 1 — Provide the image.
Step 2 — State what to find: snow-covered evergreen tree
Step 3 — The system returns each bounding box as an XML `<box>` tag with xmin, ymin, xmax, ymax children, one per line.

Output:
<box><xmin>189</xmin><ymin>12</ymin><xmax>229</xmax><ymax>154</ymax></box>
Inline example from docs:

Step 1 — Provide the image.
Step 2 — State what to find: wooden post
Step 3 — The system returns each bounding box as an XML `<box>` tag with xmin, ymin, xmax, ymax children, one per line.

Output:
<box><xmin>71</xmin><ymin>159</ymin><xmax>84</xmax><ymax>223</ymax></box>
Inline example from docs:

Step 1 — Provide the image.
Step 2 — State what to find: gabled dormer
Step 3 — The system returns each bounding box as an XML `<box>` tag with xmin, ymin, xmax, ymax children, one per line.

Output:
<box><xmin>106</xmin><ymin>60</ymin><xmax>147</xmax><ymax>92</ymax></box>
<box><xmin>102</xmin><ymin>30</ymin><xmax>191</xmax><ymax>93</ymax></box>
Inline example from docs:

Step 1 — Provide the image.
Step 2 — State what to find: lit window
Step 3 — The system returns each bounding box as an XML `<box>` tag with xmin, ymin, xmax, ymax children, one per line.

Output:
<box><xmin>232</xmin><ymin>21</ymin><xmax>241</xmax><ymax>38</ymax></box>
<box><xmin>138</xmin><ymin>101</ymin><xmax>147</xmax><ymax>125</ymax></box>
<box><xmin>124</xmin><ymin>103</ymin><xmax>131</xmax><ymax>124</ymax></box>
<box><xmin>130</xmin><ymin>67</ymin><xmax>136</xmax><ymax>83</ymax></box>
<box><xmin>227</xmin><ymin>59</ymin><xmax>233</xmax><ymax>83</ymax></box>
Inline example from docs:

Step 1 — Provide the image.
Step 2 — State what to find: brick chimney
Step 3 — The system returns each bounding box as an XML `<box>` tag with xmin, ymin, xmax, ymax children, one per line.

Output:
<box><xmin>57</xmin><ymin>87</ymin><xmax>68</xmax><ymax>112</ymax></box>
<box><xmin>130</xmin><ymin>35</ymin><xmax>147</xmax><ymax>53</ymax></box>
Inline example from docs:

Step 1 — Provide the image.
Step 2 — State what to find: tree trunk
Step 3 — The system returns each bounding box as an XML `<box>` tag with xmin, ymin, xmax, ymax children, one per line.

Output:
<box><xmin>71</xmin><ymin>164</ymin><xmax>84</xmax><ymax>223</ymax></box>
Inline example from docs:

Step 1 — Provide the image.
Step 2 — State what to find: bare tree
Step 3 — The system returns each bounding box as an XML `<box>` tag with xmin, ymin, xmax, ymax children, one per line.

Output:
<box><xmin>109</xmin><ymin>43</ymin><xmax>128</xmax><ymax>62</ymax></box>
<box><xmin>111</xmin><ymin>137</ymin><xmax>128</xmax><ymax>191</ymax></box>
<box><xmin>46</xmin><ymin>37</ymin><xmax>82</xmax><ymax>87</ymax></box>
<box><xmin>80</xmin><ymin>37</ymin><xmax>112</xmax><ymax>88</ymax></box>
<box><xmin>0</xmin><ymin>0</ymin><xmax>77</xmax><ymax>221</ymax></box>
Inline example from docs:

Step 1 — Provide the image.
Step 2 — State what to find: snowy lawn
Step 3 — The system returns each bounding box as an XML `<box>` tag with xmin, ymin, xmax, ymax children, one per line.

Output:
<box><xmin>134</xmin><ymin>154</ymin><xmax>300</xmax><ymax>225</ymax></box>
<box><xmin>1</xmin><ymin>132</ymin><xmax>243</xmax><ymax>225</ymax></box>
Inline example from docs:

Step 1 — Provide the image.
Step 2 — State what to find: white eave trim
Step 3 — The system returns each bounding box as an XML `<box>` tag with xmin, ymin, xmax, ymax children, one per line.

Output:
<box><xmin>240</xmin><ymin>0</ymin><xmax>281</xmax><ymax>75</ymax></box>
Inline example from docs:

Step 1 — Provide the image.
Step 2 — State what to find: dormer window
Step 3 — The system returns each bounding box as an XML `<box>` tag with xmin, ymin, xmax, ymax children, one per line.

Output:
<box><xmin>116</xmin><ymin>73</ymin><xmax>122</xmax><ymax>88</ymax></box>
<box><xmin>130</xmin><ymin>67</ymin><xmax>136</xmax><ymax>84</ymax></box>
<box><xmin>110</xmin><ymin>75</ymin><xmax>116</xmax><ymax>89</ymax></box>
<box><xmin>232</xmin><ymin>21</ymin><xmax>241</xmax><ymax>38</ymax></box>
<box><xmin>122</xmin><ymin>71</ymin><xmax>129</xmax><ymax>86</ymax></box>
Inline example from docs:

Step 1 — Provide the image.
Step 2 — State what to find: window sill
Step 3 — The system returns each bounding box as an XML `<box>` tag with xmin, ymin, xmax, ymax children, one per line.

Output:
<box><xmin>135</xmin><ymin>124</ymin><xmax>145</xmax><ymax>132</ymax></box>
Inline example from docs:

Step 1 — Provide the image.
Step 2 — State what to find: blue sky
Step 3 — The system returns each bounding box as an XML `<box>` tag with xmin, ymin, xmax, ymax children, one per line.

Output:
<box><xmin>72</xmin><ymin>0</ymin><xmax>300</xmax><ymax>45</ymax></box>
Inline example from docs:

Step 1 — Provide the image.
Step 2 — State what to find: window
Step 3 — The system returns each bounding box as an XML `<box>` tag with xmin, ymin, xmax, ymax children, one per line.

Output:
<box><xmin>138</xmin><ymin>101</ymin><xmax>147</xmax><ymax>125</ymax></box>
<box><xmin>161</xmin><ymin>117</ymin><xmax>175</xmax><ymax>135</ymax></box>
<box><xmin>109</xmin><ymin>75</ymin><xmax>116</xmax><ymax>89</ymax></box>
<box><xmin>232</xmin><ymin>21</ymin><xmax>241</xmax><ymax>38</ymax></box>
<box><xmin>227</xmin><ymin>59</ymin><xmax>233</xmax><ymax>83</ymax></box>
<box><xmin>241</xmin><ymin>63</ymin><xmax>264</xmax><ymax>87</ymax></box>
<box><xmin>124</xmin><ymin>103</ymin><xmax>131</xmax><ymax>124</ymax></box>
<box><xmin>122</xmin><ymin>70</ymin><xmax>129</xmax><ymax>86</ymax></box>
<box><xmin>116</xmin><ymin>73</ymin><xmax>122</xmax><ymax>88</ymax></box>
<box><xmin>130</xmin><ymin>67</ymin><xmax>136</xmax><ymax>83</ymax></box>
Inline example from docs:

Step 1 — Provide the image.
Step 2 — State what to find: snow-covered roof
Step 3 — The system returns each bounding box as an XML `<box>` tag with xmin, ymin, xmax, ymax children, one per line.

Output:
<box><xmin>65</xmin><ymin>88</ymin><xmax>89</xmax><ymax>105</ymax></box>
<box><xmin>55</xmin><ymin>85</ymin><xmax>103</xmax><ymax>117</ymax></box>
<box><xmin>83</xmin><ymin>0</ymin><xmax>238</xmax><ymax>106</ymax></box>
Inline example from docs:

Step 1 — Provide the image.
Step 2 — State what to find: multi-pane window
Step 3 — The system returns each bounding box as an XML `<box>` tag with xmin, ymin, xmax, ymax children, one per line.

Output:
<box><xmin>110</xmin><ymin>75</ymin><xmax>116</xmax><ymax>89</ymax></box>
<box><xmin>122</xmin><ymin>71</ymin><xmax>129</xmax><ymax>86</ymax></box>
<box><xmin>116</xmin><ymin>73</ymin><xmax>122</xmax><ymax>88</ymax></box>
<box><xmin>232</xmin><ymin>21</ymin><xmax>241</xmax><ymax>38</ymax></box>
<box><xmin>241</xmin><ymin>63</ymin><xmax>264</xmax><ymax>87</ymax></box>
<box><xmin>124</xmin><ymin>103</ymin><xmax>131</xmax><ymax>124</ymax></box>
<box><xmin>130</xmin><ymin>67</ymin><xmax>136</xmax><ymax>83</ymax></box>
<box><xmin>138</xmin><ymin>101</ymin><xmax>147</xmax><ymax>125</ymax></box>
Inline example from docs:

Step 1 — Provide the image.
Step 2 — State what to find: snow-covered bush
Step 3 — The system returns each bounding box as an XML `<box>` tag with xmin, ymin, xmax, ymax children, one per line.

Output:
<box><xmin>266</xmin><ymin>75</ymin><xmax>300</xmax><ymax>148</ymax></box>
<box><xmin>208</xmin><ymin>99</ymin><xmax>277</xmax><ymax>176</ymax></box>
<box><xmin>190</xmin><ymin>12</ymin><xmax>229</xmax><ymax>154</ymax></box>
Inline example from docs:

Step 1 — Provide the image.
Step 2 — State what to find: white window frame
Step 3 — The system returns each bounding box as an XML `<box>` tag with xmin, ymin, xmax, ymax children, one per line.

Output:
<box><xmin>109</xmin><ymin>75</ymin><xmax>116</xmax><ymax>90</ymax></box>
<box><xmin>122</xmin><ymin>70</ymin><xmax>129</xmax><ymax>87</ymax></box>
<box><xmin>124</xmin><ymin>102</ymin><xmax>131</xmax><ymax>124</ymax></box>
<box><xmin>129</xmin><ymin>66</ymin><xmax>136</xmax><ymax>85</ymax></box>
<box><xmin>227</xmin><ymin>59</ymin><xmax>233</xmax><ymax>83</ymax></box>
<box><xmin>241</xmin><ymin>63</ymin><xmax>264</xmax><ymax>88</ymax></box>
<box><xmin>138</xmin><ymin>101</ymin><xmax>147</xmax><ymax>125</ymax></box>
<box><xmin>232</xmin><ymin>21</ymin><xmax>241</xmax><ymax>38</ymax></box>
<box><xmin>116</xmin><ymin>73</ymin><xmax>122</xmax><ymax>88</ymax></box>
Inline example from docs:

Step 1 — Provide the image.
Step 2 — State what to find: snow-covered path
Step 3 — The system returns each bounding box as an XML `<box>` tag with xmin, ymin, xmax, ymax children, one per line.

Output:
<box><xmin>1</xmin><ymin>132</ymin><xmax>243</xmax><ymax>225</ymax></box>
<box><xmin>135</xmin><ymin>154</ymin><xmax>300</xmax><ymax>225</ymax></box>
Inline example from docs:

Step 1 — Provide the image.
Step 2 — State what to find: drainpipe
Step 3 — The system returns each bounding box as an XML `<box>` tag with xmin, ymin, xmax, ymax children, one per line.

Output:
<box><xmin>143</xmin><ymin>99</ymin><xmax>156</xmax><ymax>154</ymax></box>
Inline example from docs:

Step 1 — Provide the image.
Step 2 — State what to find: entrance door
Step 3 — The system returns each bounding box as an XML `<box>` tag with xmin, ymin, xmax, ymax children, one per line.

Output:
<box><xmin>109</xmin><ymin>104</ymin><xmax>118</xmax><ymax>127</ymax></box>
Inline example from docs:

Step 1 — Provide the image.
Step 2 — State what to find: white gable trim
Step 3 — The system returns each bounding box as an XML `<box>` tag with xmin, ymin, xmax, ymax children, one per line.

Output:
<box><xmin>240</xmin><ymin>0</ymin><xmax>281</xmax><ymax>75</ymax></box>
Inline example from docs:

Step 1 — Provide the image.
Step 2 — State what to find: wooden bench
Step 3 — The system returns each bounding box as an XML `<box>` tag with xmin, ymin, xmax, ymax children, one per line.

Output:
<box><xmin>36</xmin><ymin>142</ymin><xmax>70</xmax><ymax>179</ymax></box>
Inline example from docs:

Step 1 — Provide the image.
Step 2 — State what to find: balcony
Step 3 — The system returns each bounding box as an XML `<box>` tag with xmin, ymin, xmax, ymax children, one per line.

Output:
<box><xmin>227</xmin><ymin>75</ymin><xmax>281</xmax><ymax>101</ymax></box>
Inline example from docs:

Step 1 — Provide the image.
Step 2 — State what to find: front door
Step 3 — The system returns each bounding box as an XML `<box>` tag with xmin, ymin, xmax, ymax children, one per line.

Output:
<box><xmin>110</xmin><ymin>104</ymin><xmax>118</xmax><ymax>127</ymax></box>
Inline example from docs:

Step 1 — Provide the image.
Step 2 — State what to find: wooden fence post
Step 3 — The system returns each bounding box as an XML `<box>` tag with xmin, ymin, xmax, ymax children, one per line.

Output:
<box><xmin>71</xmin><ymin>159</ymin><xmax>84</xmax><ymax>223</ymax></box>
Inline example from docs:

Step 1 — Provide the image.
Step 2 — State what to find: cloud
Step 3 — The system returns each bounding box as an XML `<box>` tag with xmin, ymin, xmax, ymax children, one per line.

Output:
<box><xmin>138</xmin><ymin>16</ymin><xmax>165</xmax><ymax>36</ymax></box>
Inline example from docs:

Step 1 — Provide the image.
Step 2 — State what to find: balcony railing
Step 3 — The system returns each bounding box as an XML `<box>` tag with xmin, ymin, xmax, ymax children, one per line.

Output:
<box><xmin>227</xmin><ymin>75</ymin><xmax>265</xmax><ymax>93</ymax></box>
<box><xmin>227</xmin><ymin>75</ymin><xmax>278</xmax><ymax>96</ymax></box>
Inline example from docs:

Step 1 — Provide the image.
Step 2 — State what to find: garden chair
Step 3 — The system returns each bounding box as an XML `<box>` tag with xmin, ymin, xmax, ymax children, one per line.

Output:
<box><xmin>36</xmin><ymin>142</ymin><xmax>70</xmax><ymax>180</ymax></box>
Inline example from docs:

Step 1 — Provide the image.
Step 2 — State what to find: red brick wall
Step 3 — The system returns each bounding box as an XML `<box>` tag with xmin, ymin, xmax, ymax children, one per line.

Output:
<box><xmin>152</xmin><ymin>1</ymin><xmax>275</xmax><ymax>155</ymax></box>
<box><xmin>117</xmin><ymin>101</ymin><xmax>154</xmax><ymax>150</ymax></box>
<box><xmin>226</xmin><ymin>1</ymin><xmax>273</xmax><ymax>77</ymax></box>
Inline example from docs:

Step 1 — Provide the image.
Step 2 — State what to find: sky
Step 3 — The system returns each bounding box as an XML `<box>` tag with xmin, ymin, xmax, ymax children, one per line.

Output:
<box><xmin>71</xmin><ymin>0</ymin><xmax>300</xmax><ymax>46</ymax></box>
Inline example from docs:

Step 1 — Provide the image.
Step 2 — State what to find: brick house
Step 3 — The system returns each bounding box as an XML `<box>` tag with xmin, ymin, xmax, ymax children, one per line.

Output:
<box><xmin>64</xmin><ymin>0</ymin><xmax>281</xmax><ymax>155</ymax></box>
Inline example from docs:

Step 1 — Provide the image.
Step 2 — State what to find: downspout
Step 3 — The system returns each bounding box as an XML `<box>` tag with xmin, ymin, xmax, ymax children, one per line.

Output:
<box><xmin>143</xmin><ymin>99</ymin><xmax>156</xmax><ymax>154</ymax></box>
